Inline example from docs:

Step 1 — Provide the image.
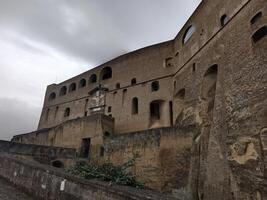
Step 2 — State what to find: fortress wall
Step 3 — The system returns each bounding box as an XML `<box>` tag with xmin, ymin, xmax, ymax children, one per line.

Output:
<box><xmin>103</xmin><ymin>126</ymin><xmax>194</xmax><ymax>193</ymax></box>
<box><xmin>38</xmin><ymin>41</ymin><xmax>174</xmax><ymax>131</ymax></box>
<box><xmin>0</xmin><ymin>153</ymin><xmax>176</xmax><ymax>200</ymax></box>
<box><xmin>169</xmin><ymin>0</ymin><xmax>267</xmax><ymax>199</ymax></box>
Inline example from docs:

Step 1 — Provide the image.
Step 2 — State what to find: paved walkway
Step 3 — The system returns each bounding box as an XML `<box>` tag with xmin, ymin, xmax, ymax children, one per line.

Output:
<box><xmin>0</xmin><ymin>178</ymin><xmax>33</xmax><ymax>200</ymax></box>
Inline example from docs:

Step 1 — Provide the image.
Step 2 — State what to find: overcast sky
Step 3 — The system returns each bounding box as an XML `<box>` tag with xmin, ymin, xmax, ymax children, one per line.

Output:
<box><xmin>0</xmin><ymin>0</ymin><xmax>201</xmax><ymax>140</ymax></box>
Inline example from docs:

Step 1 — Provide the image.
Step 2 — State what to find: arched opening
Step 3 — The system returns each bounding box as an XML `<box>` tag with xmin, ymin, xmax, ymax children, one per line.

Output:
<box><xmin>131</xmin><ymin>78</ymin><xmax>137</xmax><ymax>85</ymax></box>
<box><xmin>59</xmin><ymin>86</ymin><xmax>67</xmax><ymax>96</ymax></box>
<box><xmin>79</xmin><ymin>79</ymin><xmax>86</xmax><ymax>88</ymax></box>
<box><xmin>220</xmin><ymin>14</ymin><xmax>228</xmax><ymax>26</ymax></box>
<box><xmin>69</xmin><ymin>83</ymin><xmax>76</xmax><ymax>92</ymax></box>
<box><xmin>64</xmin><ymin>107</ymin><xmax>70</xmax><ymax>117</ymax></box>
<box><xmin>202</xmin><ymin>65</ymin><xmax>218</xmax><ymax>113</ymax></box>
<box><xmin>250</xmin><ymin>12</ymin><xmax>262</xmax><ymax>25</ymax></box>
<box><xmin>183</xmin><ymin>25</ymin><xmax>196</xmax><ymax>44</ymax></box>
<box><xmin>252</xmin><ymin>26</ymin><xmax>267</xmax><ymax>43</ymax></box>
<box><xmin>48</xmin><ymin>92</ymin><xmax>56</xmax><ymax>101</ymax></box>
<box><xmin>89</xmin><ymin>74</ymin><xmax>97</xmax><ymax>83</ymax></box>
<box><xmin>116</xmin><ymin>83</ymin><xmax>120</xmax><ymax>89</ymax></box>
<box><xmin>52</xmin><ymin>160</ymin><xmax>64</xmax><ymax>168</ymax></box>
<box><xmin>100</xmin><ymin>67</ymin><xmax>112</xmax><ymax>80</ymax></box>
<box><xmin>132</xmin><ymin>97</ymin><xmax>138</xmax><ymax>115</ymax></box>
<box><xmin>151</xmin><ymin>81</ymin><xmax>159</xmax><ymax>92</ymax></box>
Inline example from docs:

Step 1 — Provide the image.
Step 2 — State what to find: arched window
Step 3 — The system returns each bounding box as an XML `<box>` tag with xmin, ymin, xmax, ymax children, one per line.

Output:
<box><xmin>132</xmin><ymin>97</ymin><xmax>138</xmax><ymax>115</ymax></box>
<box><xmin>59</xmin><ymin>86</ymin><xmax>67</xmax><ymax>96</ymax></box>
<box><xmin>89</xmin><ymin>74</ymin><xmax>97</xmax><ymax>83</ymax></box>
<box><xmin>79</xmin><ymin>79</ymin><xmax>86</xmax><ymax>88</ymax></box>
<box><xmin>48</xmin><ymin>92</ymin><xmax>56</xmax><ymax>101</ymax></box>
<box><xmin>250</xmin><ymin>12</ymin><xmax>262</xmax><ymax>25</ymax></box>
<box><xmin>100</xmin><ymin>67</ymin><xmax>112</xmax><ymax>80</ymax></box>
<box><xmin>69</xmin><ymin>83</ymin><xmax>76</xmax><ymax>92</ymax></box>
<box><xmin>151</xmin><ymin>81</ymin><xmax>159</xmax><ymax>92</ymax></box>
<box><xmin>183</xmin><ymin>25</ymin><xmax>196</xmax><ymax>44</ymax></box>
<box><xmin>252</xmin><ymin>26</ymin><xmax>267</xmax><ymax>43</ymax></box>
<box><xmin>131</xmin><ymin>78</ymin><xmax>137</xmax><ymax>85</ymax></box>
<box><xmin>116</xmin><ymin>83</ymin><xmax>120</xmax><ymax>89</ymax></box>
<box><xmin>64</xmin><ymin>107</ymin><xmax>70</xmax><ymax>117</ymax></box>
<box><xmin>220</xmin><ymin>14</ymin><xmax>228</xmax><ymax>26</ymax></box>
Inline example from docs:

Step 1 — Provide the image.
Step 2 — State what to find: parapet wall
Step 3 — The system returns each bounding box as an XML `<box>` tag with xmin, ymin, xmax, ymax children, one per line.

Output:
<box><xmin>0</xmin><ymin>153</ymin><xmax>176</xmax><ymax>200</ymax></box>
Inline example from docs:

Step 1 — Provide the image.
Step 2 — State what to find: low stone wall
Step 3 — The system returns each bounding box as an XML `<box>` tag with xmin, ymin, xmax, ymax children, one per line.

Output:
<box><xmin>0</xmin><ymin>140</ymin><xmax>76</xmax><ymax>166</ymax></box>
<box><xmin>0</xmin><ymin>153</ymin><xmax>177</xmax><ymax>200</ymax></box>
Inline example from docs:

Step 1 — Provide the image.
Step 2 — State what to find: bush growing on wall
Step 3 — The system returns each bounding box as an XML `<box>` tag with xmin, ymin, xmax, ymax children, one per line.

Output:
<box><xmin>68</xmin><ymin>158</ymin><xmax>144</xmax><ymax>188</ymax></box>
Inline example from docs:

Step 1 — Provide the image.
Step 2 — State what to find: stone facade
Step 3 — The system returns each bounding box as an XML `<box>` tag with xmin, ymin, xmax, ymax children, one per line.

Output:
<box><xmin>12</xmin><ymin>0</ymin><xmax>267</xmax><ymax>199</ymax></box>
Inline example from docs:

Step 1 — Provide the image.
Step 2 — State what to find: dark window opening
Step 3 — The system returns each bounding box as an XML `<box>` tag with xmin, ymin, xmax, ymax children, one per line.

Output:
<box><xmin>89</xmin><ymin>74</ymin><xmax>97</xmax><ymax>83</ymax></box>
<box><xmin>252</xmin><ymin>26</ymin><xmax>267</xmax><ymax>43</ymax></box>
<box><xmin>108</xmin><ymin>114</ymin><xmax>112</xmax><ymax>117</ymax></box>
<box><xmin>108</xmin><ymin>106</ymin><xmax>112</xmax><ymax>112</ymax></box>
<box><xmin>49</xmin><ymin>92</ymin><xmax>56</xmax><ymax>101</ymax></box>
<box><xmin>79</xmin><ymin>79</ymin><xmax>86</xmax><ymax>88</ymax></box>
<box><xmin>116</xmin><ymin>83</ymin><xmax>120</xmax><ymax>89</ymax></box>
<box><xmin>151</xmin><ymin>81</ymin><xmax>159</xmax><ymax>92</ymax></box>
<box><xmin>100</xmin><ymin>146</ymin><xmax>105</xmax><ymax>157</ymax></box>
<box><xmin>169</xmin><ymin>101</ymin><xmax>173</xmax><ymax>126</ymax></box>
<box><xmin>69</xmin><ymin>83</ymin><xmax>76</xmax><ymax>92</ymax></box>
<box><xmin>64</xmin><ymin>107</ymin><xmax>70</xmax><ymax>117</ymax></box>
<box><xmin>220</xmin><ymin>14</ymin><xmax>228</xmax><ymax>26</ymax></box>
<box><xmin>80</xmin><ymin>138</ymin><xmax>91</xmax><ymax>158</ymax></box>
<box><xmin>150</xmin><ymin>101</ymin><xmax>161</xmax><ymax>120</ymax></box>
<box><xmin>192</xmin><ymin>63</ymin><xmax>196</xmax><ymax>72</ymax></box>
<box><xmin>100</xmin><ymin>67</ymin><xmax>112</xmax><ymax>80</ymax></box>
<box><xmin>132</xmin><ymin>97</ymin><xmax>138</xmax><ymax>115</ymax></box>
<box><xmin>131</xmin><ymin>78</ymin><xmax>137</xmax><ymax>85</ymax></box>
<box><xmin>51</xmin><ymin>160</ymin><xmax>64</xmax><ymax>168</ymax></box>
<box><xmin>183</xmin><ymin>25</ymin><xmax>196</xmax><ymax>44</ymax></box>
<box><xmin>250</xmin><ymin>12</ymin><xmax>262</xmax><ymax>25</ymax></box>
<box><xmin>165</xmin><ymin>57</ymin><xmax>173</xmax><ymax>67</ymax></box>
<box><xmin>59</xmin><ymin>86</ymin><xmax>67</xmax><ymax>96</ymax></box>
<box><xmin>175</xmin><ymin>88</ymin><xmax>185</xmax><ymax>99</ymax></box>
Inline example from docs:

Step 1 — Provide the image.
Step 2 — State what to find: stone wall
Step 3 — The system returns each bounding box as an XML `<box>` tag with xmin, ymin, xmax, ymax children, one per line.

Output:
<box><xmin>0</xmin><ymin>140</ymin><xmax>76</xmax><ymax>167</ymax></box>
<box><xmin>103</xmin><ymin>126</ymin><xmax>195</xmax><ymax>193</ymax></box>
<box><xmin>0</xmin><ymin>153</ymin><xmax>176</xmax><ymax>200</ymax></box>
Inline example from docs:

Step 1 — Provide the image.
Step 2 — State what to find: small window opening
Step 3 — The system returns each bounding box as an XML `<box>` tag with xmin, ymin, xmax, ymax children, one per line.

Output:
<box><xmin>84</xmin><ymin>111</ymin><xmax>88</xmax><ymax>116</ymax></box>
<box><xmin>64</xmin><ymin>107</ymin><xmax>70</xmax><ymax>117</ymax></box>
<box><xmin>131</xmin><ymin>78</ymin><xmax>137</xmax><ymax>85</ymax></box>
<box><xmin>183</xmin><ymin>25</ymin><xmax>196</xmax><ymax>44</ymax></box>
<box><xmin>59</xmin><ymin>86</ymin><xmax>67</xmax><ymax>96</ymax></box>
<box><xmin>116</xmin><ymin>83</ymin><xmax>120</xmax><ymax>89</ymax></box>
<box><xmin>104</xmin><ymin>131</ymin><xmax>111</xmax><ymax>137</ymax></box>
<box><xmin>151</xmin><ymin>81</ymin><xmax>159</xmax><ymax>92</ymax></box>
<box><xmin>252</xmin><ymin>26</ymin><xmax>267</xmax><ymax>43</ymax></box>
<box><xmin>192</xmin><ymin>63</ymin><xmax>196</xmax><ymax>72</ymax></box>
<box><xmin>220</xmin><ymin>14</ymin><xmax>228</xmax><ymax>26</ymax></box>
<box><xmin>100</xmin><ymin>146</ymin><xmax>105</xmax><ymax>157</ymax></box>
<box><xmin>100</xmin><ymin>67</ymin><xmax>112</xmax><ymax>80</ymax></box>
<box><xmin>49</xmin><ymin>92</ymin><xmax>56</xmax><ymax>101</ymax></box>
<box><xmin>89</xmin><ymin>74</ymin><xmax>97</xmax><ymax>83</ymax></box>
<box><xmin>51</xmin><ymin>160</ymin><xmax>64</xmax><ymax>168</ymax></box>
<box><xmin>108</xmin><ymin>106</ymin><xmax>112</xmax><ymax>112</ymax></box>
<box><xmin>165</xmin><ymin>57</ymin><xmax>174</xmax><ymax>67</ymax></box>
<box><xmin>250</xmin><ymin>12</ymin><xmax>262</xmax><ymax>25</ymax></box>
<box><xmin>108</xmin><ymin>114</ymin><xmax>112</xmax><ymax>117</ymax></box>
<box><xmin>69</xmin><ymin>83</ymin><xmax>76</xmax><ymax>92</ymax></box>
<box><xmin>79</xmin><ymin>79</ymin><xmax>86</xmax><ymax>88</ymax></box>
<box><xmin>132</xmin><ymin>97</ymin><xmax>138</xmax><ymax>115</ymax></box>
<box><xmin>150</xmin><ymin>101</ymin><xmax>161</xmax><ymax>120</ymax></box>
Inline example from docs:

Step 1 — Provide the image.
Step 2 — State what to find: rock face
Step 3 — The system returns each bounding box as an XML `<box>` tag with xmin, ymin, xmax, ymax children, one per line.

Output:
<box><xmin>10</xmin><ymin>0</ymin><xmax>267</xmax><ymax>199</ymax></box>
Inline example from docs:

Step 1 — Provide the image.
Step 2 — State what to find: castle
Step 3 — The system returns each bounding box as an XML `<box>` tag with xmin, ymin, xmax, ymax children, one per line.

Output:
<box><xmin>11</xmin><ymin>0</ymin><xmax>267</xmax><ymax>199</ymax></box>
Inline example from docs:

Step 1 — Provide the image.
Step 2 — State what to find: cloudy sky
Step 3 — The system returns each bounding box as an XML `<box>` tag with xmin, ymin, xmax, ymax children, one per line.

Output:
<box><xmin>0</xmin><ymin>0</ymin><xmax>201</xmax><ymax>140</ymax></box>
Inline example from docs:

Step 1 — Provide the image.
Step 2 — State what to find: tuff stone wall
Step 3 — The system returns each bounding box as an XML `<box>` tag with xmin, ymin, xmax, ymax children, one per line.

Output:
<box><xmin>0</xmin><ymin>153</ymin><xmax>176</xmax><ymax>200</ymax></box>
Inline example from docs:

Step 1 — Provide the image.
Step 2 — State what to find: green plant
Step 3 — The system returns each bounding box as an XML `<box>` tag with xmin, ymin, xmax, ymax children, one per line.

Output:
<box><xmin>68</xmin><ymin>158</ymin><xmax>144</xmax><ymax>188</ymax></box>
